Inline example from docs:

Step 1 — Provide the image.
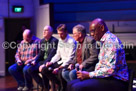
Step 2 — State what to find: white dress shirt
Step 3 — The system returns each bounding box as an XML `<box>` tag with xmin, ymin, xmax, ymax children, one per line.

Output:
<box><xmin>51</xmin><ymin>34</ymin><xmax>76</xmax><ymax>67</ymax></box>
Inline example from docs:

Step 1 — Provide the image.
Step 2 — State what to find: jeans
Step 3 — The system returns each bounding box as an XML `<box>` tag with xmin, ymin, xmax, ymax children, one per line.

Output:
<box><xmin>8</xmin><ymin>63</ymin><xmax>32</xmax><ymax>87</ymax></box>
<box><xmin>62</xmin><ymin>69</ymin><xmax>77</xmax><ymax>82</ymax></box>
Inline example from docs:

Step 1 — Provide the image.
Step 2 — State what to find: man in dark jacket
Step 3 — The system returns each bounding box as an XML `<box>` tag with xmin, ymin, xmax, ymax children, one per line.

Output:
<box><xmin>62</xmin><ymin>24</ymin><xmax>98</xmax><ymax>82</ymax></box>
<box><xmin>28</xmin><ymin>25</ymin><xmax>58</xmax><ymax>90</ymax></box>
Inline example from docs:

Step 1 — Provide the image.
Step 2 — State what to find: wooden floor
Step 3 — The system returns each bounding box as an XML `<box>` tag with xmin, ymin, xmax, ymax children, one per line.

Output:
<box><xmin>0</xmin><ymin>76</ymin><xmax>136</xmax><ymax>91</ymax></box>
<box><xmin>0</xmin><ymin>75</ymin><xmax>39</xmax><ymax>91</ymax></box>
<box><xmin>0</xmin><ymin>76</ymin><xmax>17</xmax><ymax>91</ymax></box>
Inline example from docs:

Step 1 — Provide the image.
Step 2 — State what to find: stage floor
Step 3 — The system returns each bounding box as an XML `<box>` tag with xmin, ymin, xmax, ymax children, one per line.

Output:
<box><xmin>0</xmin><ymin>76</ymin><xmax>136</xmax><ymax>91</ymax></box>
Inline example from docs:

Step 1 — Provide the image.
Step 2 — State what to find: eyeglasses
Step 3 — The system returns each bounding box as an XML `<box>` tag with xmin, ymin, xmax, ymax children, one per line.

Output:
<box><xmin>73</xmin><ymin>33</ymin><xmax>79</xmax><ymax>36</ymax></box>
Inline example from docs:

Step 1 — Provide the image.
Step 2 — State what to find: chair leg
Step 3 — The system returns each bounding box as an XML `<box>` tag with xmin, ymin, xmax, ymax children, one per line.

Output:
<box><xmin>49</xmin><ymin>80</ymin><xmax>56</xmax><ymax>91</ymax></box>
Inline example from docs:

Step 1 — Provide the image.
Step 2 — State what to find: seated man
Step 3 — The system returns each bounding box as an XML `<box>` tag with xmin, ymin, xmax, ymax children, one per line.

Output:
<box><xmin>62</xmin><ymin>24</ymin><xmax>98</xmax><ymax>82</ymax></box>
<box><xmin>41</xmin><ymin>24</ymin><xmax>77</xmax><ymax>91</ymax></box>
<box><xmin>28</xmin><ymin>26</ymin><xmax>58</xmax><ymax>90</ymax></box>
<box><xmin>8</xmin><ymin>29</ymin><xmax>39</xmax><ymax>91</ymax></box>
<box><xmin>67</xmin><ymin>18</ymin><xmax>129</xmax><ymax>91</ymax></box>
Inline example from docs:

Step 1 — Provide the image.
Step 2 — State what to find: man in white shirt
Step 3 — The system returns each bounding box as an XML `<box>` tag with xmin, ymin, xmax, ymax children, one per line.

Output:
<box><xmin>41</xmin><ymin>24</ymin><xmax>76</xmax><ymax>91</ymax></box>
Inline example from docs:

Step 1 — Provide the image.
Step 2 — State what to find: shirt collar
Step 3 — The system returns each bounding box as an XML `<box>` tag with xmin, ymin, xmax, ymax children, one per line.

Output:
<box><xmin>44</xmin><ymin>36</ymin><xmax>52</xmax><ymax>42</ymax></box>
<box><xmin>100</xmin><ymin>30</ymin><xmax>110</xmax><ymax>42</ymax></box>
<box><xmin>60</xmin><ymin>34</ymin><xmax>69</xmax><ymax>42</ymax></box>
<box><xmin>23</xmin><ymin>39</ymin><xmax>34</xmax><ymax>44</ymax></box>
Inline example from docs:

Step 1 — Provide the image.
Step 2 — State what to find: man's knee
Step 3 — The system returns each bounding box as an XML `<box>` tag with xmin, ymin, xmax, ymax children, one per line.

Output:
<box><xmin>41</xmin><ymin>66</ymin><xmax>49</xmax><ymax>75</ymax></box>
<box><xmin>8</xmin><ymin>66</ymin><xmax>13</xmax><ymax>74</ymax></box>
<box><xmin>62</xmin><ymin>70</ymin><xmax>70</xmax><ymax>81</ymax></box>
<box><xmin>62</xmin><ymin>70</ymin><xmax>68</xmax><ymax>78</ymax></box>
<box><xmin>8</xmin><ymin>64</ymin><xmax>17</xmax><ymax>74</ymax></box>
<box><xmin>23</xmin><ymin>66</ymin><xmax>30</xmax><ymax>74</ymax></box>
<box><xmin>69</xmin><ymin>70</ymin><xmax>76</xmax><ymax>80</ymax></box>
<box><xmin>27</xmin><ymin>66</ymin><xmax>34</xmax><ymax>74</ymax></box>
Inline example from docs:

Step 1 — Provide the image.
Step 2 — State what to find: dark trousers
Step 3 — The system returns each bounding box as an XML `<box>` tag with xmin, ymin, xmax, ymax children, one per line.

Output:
<box><xmin>28</xmin><ymin>63</ymin><xmax>46</xmax><ymax>89</ymax></box>
<box><xmin>67</xmin><ymin>77</ymin><xmax>128</xmax><ymax>91</ymax></box>
<box><xmin>41</xmin><ymin>63</ymin><xmax>67</xmax><ymax>91</ymax></box>
<box><xmin>8</xmin><ymin>63</ymin><xmax>32</xmax><ymax>88</ymax></box>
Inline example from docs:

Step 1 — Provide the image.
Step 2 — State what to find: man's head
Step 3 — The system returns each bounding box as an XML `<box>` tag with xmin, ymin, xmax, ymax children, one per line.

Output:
<box><xmin>23</xmin><ymin>29</ymin><xmax>33</xmax><ymax>43</ymax></box>
<box><xmin>57</xmin><ymin>24</ymin><xmax>68</xmax><ymax>40</ymax></box>
<box><xmin>89</xmin><ymin>18</ymin><xmax>108</xmax><ymax>41</ymax></box>
<box><xmin>43</xmin><ymin>25</ymin><xmax>53</xmax><ymax>40</ymax></box>
<box><xmin>73</xmin><ymin>24</ymin><xmax>86</xmax><ymax>42</ymax></box>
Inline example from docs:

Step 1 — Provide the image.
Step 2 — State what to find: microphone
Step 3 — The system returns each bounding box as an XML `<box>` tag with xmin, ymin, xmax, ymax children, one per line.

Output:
<box><xmin>48</xmin><ymin>67</ymin><xmax>53</xmax><ymax>71</ymax></box>
<box><xmin>75</xmin><ymin>63</ymin><xmax>80</xmax><ymax>71</ymax></box>
<box><xmin>27</xmin><ymin>63</ymin><xmax>31</xmax><ymax>66</ymax></box>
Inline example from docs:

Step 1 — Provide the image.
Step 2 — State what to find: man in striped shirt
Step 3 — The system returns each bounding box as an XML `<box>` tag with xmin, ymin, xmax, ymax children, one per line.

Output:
<box><xmin>8</xmin><ymin>29</ymin><xmax>39</xmax><ymax>91</ymax></box>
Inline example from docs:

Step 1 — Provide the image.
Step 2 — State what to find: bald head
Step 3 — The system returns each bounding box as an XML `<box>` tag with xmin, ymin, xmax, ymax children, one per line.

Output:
<box><xmin>44</xmin><ymin>25</ymin><xmax>53</xmax><ymax>32</ymax></box>
<box><xmin>23</xmin><ymin>29</ymin><xmax>33</xmax><ymax>43</ymax></box>
<box><xmin>89</xmin><ymin>18</ymin><xmax>108</xmax><ymax>41</ymax></box>
<box><xmin>43</xmin><ymin>25</ymin><xmax>53</xmax><ymax>40</ymax></box>
<box><xmin>90</xmin><ymin>18</ymin><xmax>107</xmax><ymax>29</ymax></box>
<box><xmin>23</xmin><ymin>29</ymin><xmax>32</xmax><ymax>36</ymax></box>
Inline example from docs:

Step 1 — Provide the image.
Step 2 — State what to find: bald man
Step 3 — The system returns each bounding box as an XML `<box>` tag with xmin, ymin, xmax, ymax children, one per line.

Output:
<box><xmin>67</xmin><ymin>18</ymin><xmax>129</xmax><ymax>91</ymax></box>
<box><xmin>28</xmin><ymin>26</ymin><xmax>58</xmax><ymax>91</ymax></box>
<box><xmin>8</xmin><ymin>29</ymin><xmax>40</xmax><ymax>91</ymax></box>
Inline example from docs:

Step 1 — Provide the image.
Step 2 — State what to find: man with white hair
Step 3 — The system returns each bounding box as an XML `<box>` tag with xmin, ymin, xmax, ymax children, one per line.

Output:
<box><xmin>28</xmin><ymin>25</ymin><xmax>58</xmax><ymax>91</ymax></box>
<box><xmin>42</xmin><ymin>24</ymin><xmax>77</xmax><ymax>91</ymax></box>
<box><xmin>62</xmin><ymin>24</ymin><xmax>98</xmax><ymax>82</ymax></box>
<box><xmin>8</xmin><ymin>29</ymin><xmax>40</xmax><ymax>91</ymax></box>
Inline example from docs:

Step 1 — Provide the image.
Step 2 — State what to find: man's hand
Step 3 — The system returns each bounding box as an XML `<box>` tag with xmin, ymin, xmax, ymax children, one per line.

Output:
<box><xmin>31</xmin><ymin>61</ymin><xmax>36</xmax><ymax>65</ymax></box>
<box><xmin>17</xmin><ymin>60</ymin><xmax>23</xmax><ymax>66</ymax></box>
<box><xmin>46</xmin><ymin>62</ymin><xmax>53</xmax><ymax>67</ymax></box>
<box><xmin>77</xmin><ymin>71</ymin><xmax>90</xmax><ymax>80</ymax></box>
<box><xmin>52</xmin><ymin>68</ymin><xmax>59</xmax><ymax>74</ymax></box>
<box><xmin>39</xmin><ymin>64</ymin><xmax>45</xmax><ymax>72</ymax></box>
<box><xmin>79</xmin><ymin>64</ymin><xmax>83</xmax><ymax>71</ymax></box>
<box><xmin>25</xmin><ymin>59</ymin><xmax>32</xmax><ymax>65</ymax></box>
<box><xmin>68</xmin><ymin>64</ymin><xmax>74</xmax><ymax>70</ymax></box>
